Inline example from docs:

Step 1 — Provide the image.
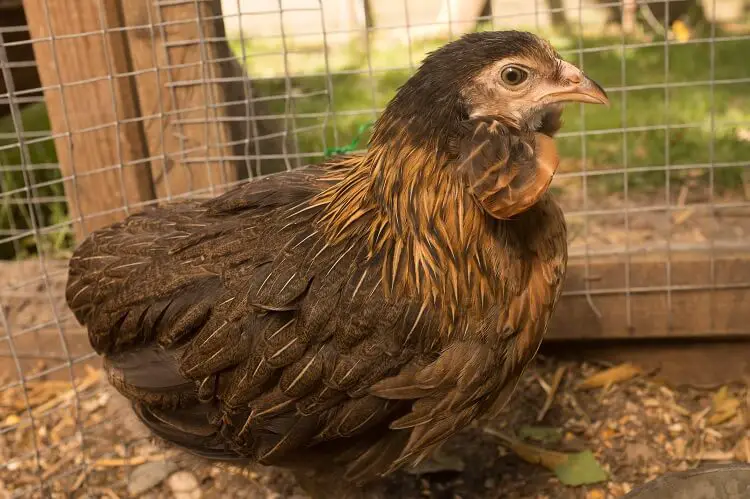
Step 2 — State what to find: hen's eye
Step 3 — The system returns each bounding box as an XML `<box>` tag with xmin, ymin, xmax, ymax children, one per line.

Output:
<box><xmin>501</xmin><ymin>66</ymin><xmax>528</xmax><ymax>86</ymax></box>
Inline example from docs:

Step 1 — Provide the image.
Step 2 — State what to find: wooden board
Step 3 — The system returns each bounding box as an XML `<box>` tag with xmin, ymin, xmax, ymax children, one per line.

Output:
<box><xmin>121</xmin><ymin>0</ymin><xmax>292</xmax><ymax>201</ymax></box>
<box><xmin>21</xmin><ymin>0</ymin><xmax>156</xmax><ymax>240</ymax></box>
<box><xmin>544</xmin><ymin>338</ymin><xmax>750</xmax><ymax>386</ymax></box>
<box><xmin>550</xmin><ymin>250</ymin><xmax>750</xmax><ymax>340</ymax></box>
<box><xmin>122</xmin><ymin>0</ymin><xmax>242</xmax><ymax>201</ymax></box>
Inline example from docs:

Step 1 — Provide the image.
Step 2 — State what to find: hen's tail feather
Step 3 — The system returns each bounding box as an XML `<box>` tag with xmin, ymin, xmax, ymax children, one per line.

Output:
<box><xmin>132</xmin><ymin>402</ymin><xmax>247</xmax><ymax>462</ymax></box>
<box><xmin>104</xmin><ymin>346</ymin><xmax>196</xmax><ymax>408</ymax></box>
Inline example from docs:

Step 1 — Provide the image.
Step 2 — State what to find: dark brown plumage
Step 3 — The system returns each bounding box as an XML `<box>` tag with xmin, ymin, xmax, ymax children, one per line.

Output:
<box><xmin>65</xmin><ymin>31</ymin><xmax>608</xmax><ymax>497</ymax></box>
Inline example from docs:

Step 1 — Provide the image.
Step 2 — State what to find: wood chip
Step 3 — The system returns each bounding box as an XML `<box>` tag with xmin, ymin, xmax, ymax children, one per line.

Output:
<box><xmin>698</xmin><ymin>450</ymin><xmax>735</xmax><ymax>461</ymax></box>
<box><xmin>93</xmin><ymin>454</ymin><xmax>169</xmax><ymax>469</ymax></box>
<box><xmin>579</xmin><ymin>363</ymin><xmax>642</xmax><ymax>390</ymax></box>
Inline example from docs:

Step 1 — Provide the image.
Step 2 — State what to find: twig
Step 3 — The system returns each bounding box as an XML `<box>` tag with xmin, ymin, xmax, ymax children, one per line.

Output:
<box><xmin>482</xmin><ymin>426</ymin><xmax>514</xmax><ymax>445</ymax></box>
<box><xmin>537</xmin><ymin>366</ymin><xmax>566</xmax><ymax>422</ymax></box>
<box><xmin>566</xmin><ymin>392</ymin><xmax>592</xmax><ymax>426</ymax></box>
<box><xmin>92</xmin><ymin>453</ymin><xmax>169</xmax><ymax>469</ymax></box>
<box><xmin>533</xmin><ymin>372</ymin><xmax>551</xmax><ymax>394</ymax></box>
<box><xmin>71</xmin><ymin>469</ymin><xmax>89</xmax><ymax>492</ymax></box>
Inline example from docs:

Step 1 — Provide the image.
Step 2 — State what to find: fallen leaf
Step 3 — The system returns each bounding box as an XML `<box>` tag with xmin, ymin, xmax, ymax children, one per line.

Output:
<box><xmin>708</xmin><ymin>386</ymin><xmax>740</xmax><ymax>425</ymax></box>
<box><xmin>519</xmin><ymin>426</ymin><xmax>563</xmax><ymax>444</ymax></box>
<box><xmin>486</xmin><ymin>430</ymin><xmax>607</xmax><ymax>486</ymax></box>
<box><xmin>554</xmin><ymin>450</ymin><xmax>609</xmax><ymax>486</ymax></box>
<box><xmin>579</xmin><ymin>363</ymin><xmax>642</xmax><ymax>390</ymax></box>
<box><xmin>2</xmin><ymin>414</ymin><xmax>20</xmax><ymax>427</ymax></box>
<box><xmin>505</xmin><ymin>438</ymin><xmax>568</xmax><ymax>470</ymax></box>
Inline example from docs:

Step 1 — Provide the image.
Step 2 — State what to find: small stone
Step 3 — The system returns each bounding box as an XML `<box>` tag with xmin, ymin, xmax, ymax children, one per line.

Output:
<box><xmin>167</xmin><ymin>471</ymin><xmax>202</xmax><ymax>499</ymax></box>
<box><xmin>127</xmin><ymin>461</ymin><xmax>178</xmax><ymax>496</ymax></box>
<box><xmin>625</xmin><ymin>442</ymin><xmax>656</xmax><ymax>464</ymax></box>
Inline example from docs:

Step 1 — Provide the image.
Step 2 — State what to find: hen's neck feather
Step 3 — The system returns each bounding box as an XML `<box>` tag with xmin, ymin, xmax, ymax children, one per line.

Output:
<box><xmin>312</xmin><ymin>126</ymin><xmax>533</xmax><ymax>327</ymax></box>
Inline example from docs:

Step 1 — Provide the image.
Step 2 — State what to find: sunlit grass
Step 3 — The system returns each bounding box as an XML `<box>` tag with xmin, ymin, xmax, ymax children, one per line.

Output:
<box><xmin>234</xmin><ymin>26</ymin><xmax>750</xmax><ymax>195</ymax></box>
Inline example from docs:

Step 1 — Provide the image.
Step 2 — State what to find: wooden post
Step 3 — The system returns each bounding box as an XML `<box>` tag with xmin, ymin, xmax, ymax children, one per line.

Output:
<box><xmin>22</xmin><ymin>0</ymin><xmax>156</xmax><ymax>240</ymax></box>
<box><xmin>121</xmin><ymin>0</ymin><xmax>247</xmax><ymax>201</ymax></box>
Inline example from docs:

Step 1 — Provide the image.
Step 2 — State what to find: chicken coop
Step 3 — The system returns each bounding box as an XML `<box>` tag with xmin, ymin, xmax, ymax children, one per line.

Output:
<box><xmin>1</xmin><ymin>0</ymin><xmax>749</xmax><ymax>497</ymax></box>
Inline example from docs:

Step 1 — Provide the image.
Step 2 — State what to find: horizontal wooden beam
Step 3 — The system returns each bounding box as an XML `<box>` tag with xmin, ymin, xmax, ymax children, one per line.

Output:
<box><xmin>549</xmin><ymin>250</ymin><xmax>750</xmax><ymax>340</ymax></box>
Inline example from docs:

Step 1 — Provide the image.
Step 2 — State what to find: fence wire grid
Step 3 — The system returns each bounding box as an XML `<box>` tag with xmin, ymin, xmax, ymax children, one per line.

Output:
<box><xmin>1</xmin><ymin>0</ymin><xmax>749</xmax><ymax>497</ymax></box>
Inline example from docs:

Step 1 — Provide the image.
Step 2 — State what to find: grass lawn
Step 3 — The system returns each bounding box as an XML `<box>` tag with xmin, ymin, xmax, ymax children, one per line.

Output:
<box><xmin>1</xmin><ymin>24</ymin><xmax>749</xmax><ymax>257</ymax></box>
<box><xmin>238</xmin><ymin>25</ymin><xmax>750</xmax><ymax>196</ymax></box>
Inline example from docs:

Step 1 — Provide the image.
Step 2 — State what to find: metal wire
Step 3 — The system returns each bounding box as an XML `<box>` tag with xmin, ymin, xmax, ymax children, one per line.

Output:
<box><xmin>0</xmin><ymin>0</ymin><xmax>749</xmax><ymax>497</ymax></box>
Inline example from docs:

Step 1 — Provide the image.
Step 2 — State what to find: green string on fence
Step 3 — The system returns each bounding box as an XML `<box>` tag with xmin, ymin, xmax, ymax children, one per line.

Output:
<box><xmin>323</xmin><ymin>120</ymin><xmax>375</xmax><ymax>158</ymax></box>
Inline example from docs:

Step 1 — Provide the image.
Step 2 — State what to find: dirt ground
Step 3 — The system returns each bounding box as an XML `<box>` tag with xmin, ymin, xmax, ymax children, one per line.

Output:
<box><xmin>1</xmin><ymin>351</ymin><xmax>749</xmax><ymax>499</ymax></box>
<box><xmin>1</xmin><ymin>183</ymin><xmax>749</xmax><ymax>499</ymax></box>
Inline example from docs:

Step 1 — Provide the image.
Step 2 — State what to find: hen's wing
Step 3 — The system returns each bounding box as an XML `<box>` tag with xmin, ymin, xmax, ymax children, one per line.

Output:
<box><xmin>66</xmin><ymin>166</ymin><xmax>416</xmax><ymax>476</ymax></box>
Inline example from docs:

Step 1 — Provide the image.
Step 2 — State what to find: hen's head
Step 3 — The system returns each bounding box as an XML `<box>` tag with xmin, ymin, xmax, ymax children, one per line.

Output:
<box><xmin>373</xmin><ymin>31</ymin><xmax>608</xmax><ymax>147</ymax></box>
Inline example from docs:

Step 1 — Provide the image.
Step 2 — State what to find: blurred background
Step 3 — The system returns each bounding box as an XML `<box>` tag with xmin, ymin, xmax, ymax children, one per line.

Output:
<box><xmin>1</xmin><ymin>1</ymin><xmax>749</xmax><ymax>498</ymax></box>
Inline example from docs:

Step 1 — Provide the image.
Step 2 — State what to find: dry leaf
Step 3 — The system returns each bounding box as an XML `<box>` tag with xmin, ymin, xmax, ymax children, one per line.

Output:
<box><xmin>506</xmin><ymin>438</ymin><xmax>568</xmax><ymax>470</ymax></box>
<box><xmin>708</xmin><ymin>386</ymin><xmax>740</xmax><ymax>425</ymax></box>
<box><xmin>579</xmin><ymin>363</ymin><xmax>642</xmax><ymax>390</ymax></box>
<box><xmin>485</xmin><ymin>429</ymin><xmax>607</xmax><ymax>486</ymax></box>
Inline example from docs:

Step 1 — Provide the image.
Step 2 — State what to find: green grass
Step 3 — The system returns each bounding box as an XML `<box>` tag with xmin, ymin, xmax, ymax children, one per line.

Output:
<box><xmin>0</xmin><ymin>103</ymin><xmax>71</xmax><ymax>259</ymax></box>
<box><xmin>235</xmin><ymin>26</ymin><xmax>750</xmax><ymax>196</ymax></box>
<box><xmin>1</xmin><ymin>25</ymin><xmax>749</xmax><ymax>258</ymax></box>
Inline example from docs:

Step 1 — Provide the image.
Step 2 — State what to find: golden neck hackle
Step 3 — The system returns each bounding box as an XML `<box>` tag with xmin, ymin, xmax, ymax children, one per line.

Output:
<box><xmin>312</xmin><ymin>129</ymin><xmax>500</xmax><ymax>325</ymax></box>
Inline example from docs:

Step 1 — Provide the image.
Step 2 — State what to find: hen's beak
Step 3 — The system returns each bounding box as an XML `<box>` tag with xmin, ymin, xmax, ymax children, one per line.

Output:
<box><xmin>542</xmin><ymin>60</ymin><xmax>610</xmax><ymax>106</ymax></box>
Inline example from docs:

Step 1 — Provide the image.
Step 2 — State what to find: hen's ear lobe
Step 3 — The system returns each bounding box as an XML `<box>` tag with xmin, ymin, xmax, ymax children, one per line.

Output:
<box><xmin>455</xmin><ymin>119</ymin><xmax>560</xmax><ymax>219</ymax></box>
<box><xmin>537</xmin><ymin>107</ymin><xmax>564</xmax><ymax>137</ymax></box>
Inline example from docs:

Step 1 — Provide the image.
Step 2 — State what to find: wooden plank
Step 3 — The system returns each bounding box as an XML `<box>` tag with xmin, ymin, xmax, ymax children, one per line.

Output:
<box><xmin>22</xmin><ymin>0</ymin><xmax>155</xmax><ymax>240</ymax></box>
<box><xmin>549</xmin><ymin>250</ymin><xmax>750</xmax><ymax>340</ymax></box>
<box><xmin>544</xmin><ymin>338</ymin><xmax>750</xmax><ymax>386</ymax></box>
<box><xmin>121</xmin><ymin>0</ymin><xmax>248</xmax><ymax>201</ymax></box>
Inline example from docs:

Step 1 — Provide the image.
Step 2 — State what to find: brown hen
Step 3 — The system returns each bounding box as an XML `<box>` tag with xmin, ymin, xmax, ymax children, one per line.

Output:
<box><xmin>66</xmin><ymin>31</ymin><xmax>608</xmax><ymax>498</ymax></box>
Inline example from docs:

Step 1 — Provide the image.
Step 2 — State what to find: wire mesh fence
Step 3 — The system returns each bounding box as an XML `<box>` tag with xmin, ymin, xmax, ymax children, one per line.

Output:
<box><xmin>1</xmin><ymin>0</ymin><xmax>749</xmax><ymax>497</ymax></box>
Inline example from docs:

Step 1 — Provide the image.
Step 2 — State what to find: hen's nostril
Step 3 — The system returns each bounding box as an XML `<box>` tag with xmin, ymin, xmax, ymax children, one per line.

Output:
<box><xmin>567</xmin><ymin>73</ymin><xmax>582</xmax><ymax>85</ymax></box>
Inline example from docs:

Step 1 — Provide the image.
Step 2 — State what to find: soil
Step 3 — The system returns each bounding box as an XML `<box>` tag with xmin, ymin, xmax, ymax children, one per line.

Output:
<box><xmin>1</xmin><ymin>351</ymin><xmax>748</xmax><ymax>499</ymax></box>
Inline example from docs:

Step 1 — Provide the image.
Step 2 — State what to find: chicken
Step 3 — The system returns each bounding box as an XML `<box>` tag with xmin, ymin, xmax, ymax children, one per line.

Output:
<box><xmin>65</xmin><ymin>30</ymin><xmax>608</xmax><ymax>497</ymax></box>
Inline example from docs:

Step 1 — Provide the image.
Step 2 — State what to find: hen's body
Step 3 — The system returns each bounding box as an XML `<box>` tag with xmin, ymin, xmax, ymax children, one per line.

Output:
<box><xmin>67</xmin><ymin>153</ymin><xmax>566</xmax><ymax>473</ymax></box>
<box><xmin>64</xmin><ymin>30</ymin><xmax>608</xmax><ymax>496</ymax></box>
